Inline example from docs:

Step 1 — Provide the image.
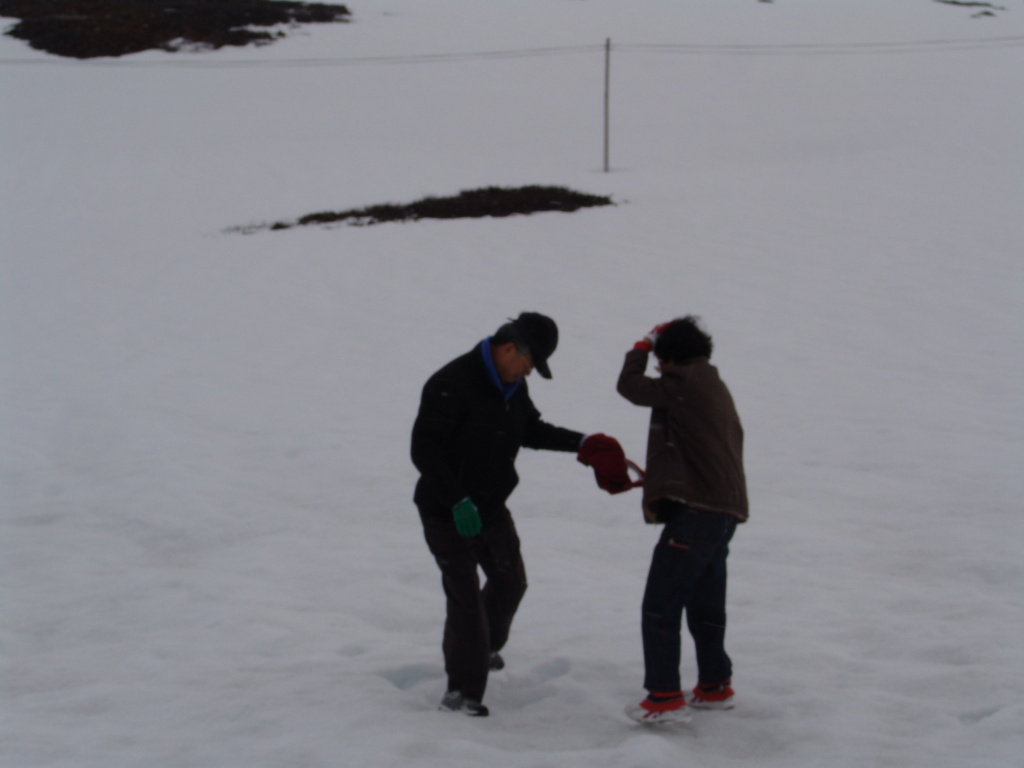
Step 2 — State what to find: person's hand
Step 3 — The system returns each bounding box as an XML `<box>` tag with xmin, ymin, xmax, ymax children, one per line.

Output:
<box><xmin>577</xmin><ymin>434</ymin><xmax>634</xmax><ymax>494</ymax></box>
<box><xmin>452</xmin><ymin>497</ymin><xmax>482</xmax><ymax>537</ymax></box>
<box><xmin>634</xmin><ymin>322</ymin><xmax>671</xmax><ymax>353</ymax></box>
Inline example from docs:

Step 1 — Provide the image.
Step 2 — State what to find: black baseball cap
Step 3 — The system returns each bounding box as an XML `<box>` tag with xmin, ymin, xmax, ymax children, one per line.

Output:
<box><xmin>512</xmin><ymin>312</ymin><xmax>558</xmax><ymax>379</ymax></box>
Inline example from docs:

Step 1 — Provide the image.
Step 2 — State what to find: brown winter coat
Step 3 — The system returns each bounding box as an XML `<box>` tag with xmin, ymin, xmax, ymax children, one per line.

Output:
<box><xmin>616</xmin><ymin>348</ymin><xmax>748</xmax><ymax>524</ymax></box>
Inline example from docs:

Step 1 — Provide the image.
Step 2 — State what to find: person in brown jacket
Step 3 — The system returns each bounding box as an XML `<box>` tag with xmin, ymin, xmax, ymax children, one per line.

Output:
<box><xmin>617</xmin><ymin>316</ymin><xmax>748</xmax><ymax>725</ymax></box>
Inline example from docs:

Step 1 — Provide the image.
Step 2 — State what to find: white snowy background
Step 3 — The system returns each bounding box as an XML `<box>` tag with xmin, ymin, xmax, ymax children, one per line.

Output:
<box><xmin>2</xmin><ymin>1</ymin><xmax>1022</xmax><ymax>766</ymax></box>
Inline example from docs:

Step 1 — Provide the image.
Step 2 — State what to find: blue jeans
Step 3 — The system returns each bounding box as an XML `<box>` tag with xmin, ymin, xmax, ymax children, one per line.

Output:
<box><xmin>641</xmin><ymin>503</ymin><xmax>737</xmax><ymax>692</ymax></box>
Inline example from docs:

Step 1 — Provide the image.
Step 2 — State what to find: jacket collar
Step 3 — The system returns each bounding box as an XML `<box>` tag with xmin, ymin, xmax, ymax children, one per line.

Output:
<box><xmin>661</xmin><ymin>356</ymin><xmax>710</xmax><ymax>376</ymax></box>
<box><xmin>479</xmin><ymin>338</ymin><xmax>521</xmax><ymax>401</ymax></box>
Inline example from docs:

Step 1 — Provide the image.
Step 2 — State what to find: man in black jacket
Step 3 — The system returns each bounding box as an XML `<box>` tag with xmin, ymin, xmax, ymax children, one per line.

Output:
<box><xmin>411</xmin><ymin>312</ymin><xmax>628</xmax><ymax>717</ymax></box>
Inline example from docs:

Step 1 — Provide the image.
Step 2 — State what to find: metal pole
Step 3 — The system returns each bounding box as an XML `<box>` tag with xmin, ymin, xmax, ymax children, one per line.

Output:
<box><xmin>603</xmin><ymin>38</ymin><xmax>611</xmax><ymax>173</ymax></box>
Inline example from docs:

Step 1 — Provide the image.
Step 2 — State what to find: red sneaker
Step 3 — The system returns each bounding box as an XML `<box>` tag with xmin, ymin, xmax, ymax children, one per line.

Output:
<box><xmin>688</xmin><ymin>679</ymin><xmax>735</xmax><ymax>710</ymax></box>
<box><xmin>625</xmin><ymin>691</ymin><xmax>692</xmax><ymax>725</ymax></box>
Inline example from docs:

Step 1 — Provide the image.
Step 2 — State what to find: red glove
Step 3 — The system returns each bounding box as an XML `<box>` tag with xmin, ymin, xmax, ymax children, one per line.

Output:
<box><xmin>578</xmin><ymin>433</ymin><xmax>634</xmax><ymax>494</ymax></box>
<box><xmin>633</xmin><ymin>322</ymin><xmax>671</xmax><ymax>353</ymax></box>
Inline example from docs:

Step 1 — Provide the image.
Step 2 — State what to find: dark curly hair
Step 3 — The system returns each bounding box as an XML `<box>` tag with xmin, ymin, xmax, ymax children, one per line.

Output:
<box><xmin>654</xmin><ymin>316</ymin><xmax>713</xmax><ymax>363</ymax></box>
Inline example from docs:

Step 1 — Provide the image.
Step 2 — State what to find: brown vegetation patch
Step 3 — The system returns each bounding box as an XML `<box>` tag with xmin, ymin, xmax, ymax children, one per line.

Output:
<box><xmin>229</xmin><ymin>186</ymin><xmax>616</xmax><ymax>234</ymax></box>
<box><xmin>0</xmin><ymin>0</ymin><xmax>351</xmax><ymax>59</ymax></box>
<box><xmin>933</xmin><ymin>0</ymin><xmax>1006</xmax><ymax>15</ymax></box>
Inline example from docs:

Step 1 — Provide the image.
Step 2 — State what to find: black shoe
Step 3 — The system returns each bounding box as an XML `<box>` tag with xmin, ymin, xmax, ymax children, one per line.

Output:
<box><xmin>488</xmin><ymin>652</ymin><xmax>505</xmax><ymax>671</ymax></box>
<box><xmin>439</xmin><ymin>691</ymin><xmax>489</xmax><ymax>717</ymax></box>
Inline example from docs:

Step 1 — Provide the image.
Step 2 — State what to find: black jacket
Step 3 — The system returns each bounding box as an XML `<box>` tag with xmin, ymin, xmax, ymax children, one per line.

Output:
<box><xmin>412</xmin><ymin>343</ymin><xmax>584</xmax><ymax>520</ymax></box>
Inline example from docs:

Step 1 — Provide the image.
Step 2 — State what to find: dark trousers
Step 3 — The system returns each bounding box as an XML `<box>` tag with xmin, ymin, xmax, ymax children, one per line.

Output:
<box><xmin>419</xmin><ymin>506</ymin><xmax>527</xmax><ymax>702</ymax></box>
<box><xmin>641</xmin><ymin>503</ymin><xmax>737</xmax><ymax>693</ymax></box>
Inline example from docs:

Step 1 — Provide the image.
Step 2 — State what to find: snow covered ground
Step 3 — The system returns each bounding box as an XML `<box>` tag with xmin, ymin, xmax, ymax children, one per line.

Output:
<box><xmin>2</xmin><ymin>1</ymin><xmax>1022</xmax><ymax>766</ymax></box>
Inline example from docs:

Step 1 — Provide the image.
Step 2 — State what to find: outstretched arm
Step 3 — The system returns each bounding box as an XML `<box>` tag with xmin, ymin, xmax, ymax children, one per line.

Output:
<box><xmin>522</xmin><ymin>402</ymin><xmax>586</xmax><ymax>452</ymax></box>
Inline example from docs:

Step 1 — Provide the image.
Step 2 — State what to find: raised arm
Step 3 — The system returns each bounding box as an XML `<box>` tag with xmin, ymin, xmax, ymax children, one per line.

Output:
<box><xmin>616</xmin><ymin>347</ymin><xmax>680</xmax><ymax>409</ymax></box>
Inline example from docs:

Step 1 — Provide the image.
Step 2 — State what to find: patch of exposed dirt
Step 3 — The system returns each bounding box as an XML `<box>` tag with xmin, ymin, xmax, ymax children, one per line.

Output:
<box><xmin>0</xmin><ymin>0</ymin><xmax>351</xmax><ymax>59</ymax></box>
<box><xmin>229</xmin><ymin>186</ymin><xmax>616</xmax><ymax>234</ymax></box>
<box><xmin>933</xmin><ymin>0</ymin><xmax>1007</xmax><ymax>16</ymax></box>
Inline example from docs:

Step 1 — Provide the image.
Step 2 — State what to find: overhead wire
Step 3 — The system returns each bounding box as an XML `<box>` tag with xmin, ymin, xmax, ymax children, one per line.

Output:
<box><xmin>616</xmin><ymin>36</ymin><xmax>1024</xmax><ymax>56</ymax></box>
<box><xmin>1</xmin><ymin>44</ymin><xmax>603</xmax><ymax>67</ymax></box>
<box><xmin>0</xmin><ymin>36</ymin><xmax>1021</xmax><ymax>67</ymax></box>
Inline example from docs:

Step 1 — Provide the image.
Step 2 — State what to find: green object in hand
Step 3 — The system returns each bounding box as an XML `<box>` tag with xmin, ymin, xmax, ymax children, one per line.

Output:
<box><xmin>452</xmin><ymin>497</ymin><xmax>482</xmax><ymax>537</ymax></box>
